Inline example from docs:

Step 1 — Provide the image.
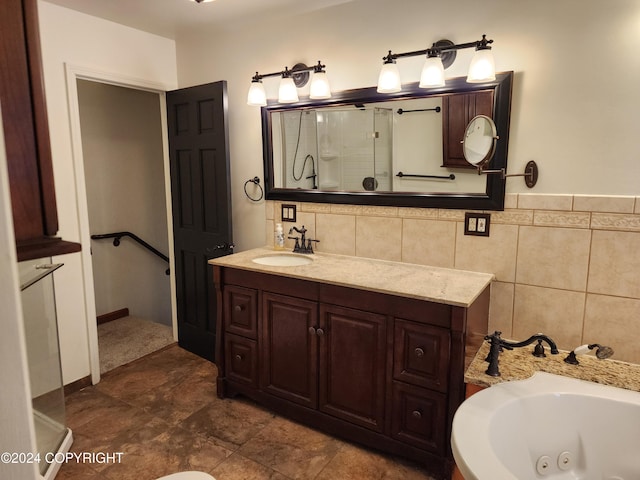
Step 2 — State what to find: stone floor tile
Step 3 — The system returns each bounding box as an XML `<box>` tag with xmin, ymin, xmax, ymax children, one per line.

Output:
<box><xmin>211</xmin><ymin>453</ymin><xmax>291</xmax><ymax>480</ymax></box>
<box><xmin>315</xmin><ymin>443</ymin><xmax>435</xmax><ymax>480</ymax></box>
<box><xmin>179</xmin><ymin>396</ymin><xmax>275</xmax><ymax>450</ymax></box>
<box><xmin>239</xmin><ymin>416</ymin><xmax>342</xmax><ymax>480</ymax></box>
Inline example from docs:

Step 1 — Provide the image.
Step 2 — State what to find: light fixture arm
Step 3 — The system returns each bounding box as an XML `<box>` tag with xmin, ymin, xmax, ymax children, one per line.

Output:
<box><xmin>384</xmin><ymin>35</ymin><xmax>493</xmax><ymax>63</ymax></box>
<box><xmin>252</xmin><ymin>61</ymin><xmax>325</xmax><ymax>82</ymax></box>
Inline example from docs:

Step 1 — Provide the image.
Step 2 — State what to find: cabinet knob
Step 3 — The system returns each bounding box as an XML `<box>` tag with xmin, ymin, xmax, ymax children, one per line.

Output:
<box><xmin>414</xmin><ymin>347</ymin><xmax>425</xmax><ymax>358</ymax></box>
<box><xmin>235</xmin><ymin>354</ymin><xmax>243</xmax><ymax>361</ymax></box>
<box><xmin>412</xmin><ymin>410</ymin><xmax>422</xmax><ymax>419</ymax></box>
<box><xmin>309</xmin><ymin>326</ymin><xmax>317</xmax><ymax>335</ymax></box>
<box><xmin>316</xmin><ymin>328</ymin><xmax>325</xmax><ymax>337</ymax></box>
<box><xmin>234</xmin><ymin>305</ymin><xmax>244</xmax><ymax>312</ymax></box>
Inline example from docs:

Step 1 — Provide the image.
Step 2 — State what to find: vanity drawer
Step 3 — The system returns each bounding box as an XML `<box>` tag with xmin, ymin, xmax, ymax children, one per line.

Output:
<box><xmin>225</xmin><ymin>333</ymin><xmax>258</xmax><ymax>387</ymax></box>
<box><xmin>224</xmin><ymin>285</ymin><xmax>258</xmax><ymax>339</ymax></box>
<box><xmin>391</xmin><ymin>381</ymin><xmax>447</xmax><ymax>455</ymax></box>
<box><xmin>393</xmin><ymin>319</ymin><xmax>450</xmax><ymax>392</ymax></box>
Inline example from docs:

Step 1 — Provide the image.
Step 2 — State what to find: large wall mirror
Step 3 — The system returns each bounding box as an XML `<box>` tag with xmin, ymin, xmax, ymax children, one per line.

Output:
<box><xmin>262</xmin><ymin>71</ymin><xmax>513</xmax><ymax>210</ymax></box>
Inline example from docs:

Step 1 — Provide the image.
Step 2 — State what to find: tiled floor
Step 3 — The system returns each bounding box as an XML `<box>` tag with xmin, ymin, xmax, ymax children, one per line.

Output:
<box><xmin>57</xmin><ymin>343</ymin><xmax>435</xmax><ymax>480</ymax></box>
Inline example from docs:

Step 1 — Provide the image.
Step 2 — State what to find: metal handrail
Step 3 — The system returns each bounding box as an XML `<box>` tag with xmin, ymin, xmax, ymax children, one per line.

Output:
<box><xmin>90</xmin><ymin>231</ymin><xmax>170</xmax><ymax>275</ymax></box>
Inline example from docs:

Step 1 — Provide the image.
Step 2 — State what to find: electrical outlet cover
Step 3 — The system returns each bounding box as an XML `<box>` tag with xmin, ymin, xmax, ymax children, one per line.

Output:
<box><xmin>464</xmin><ymin>212</ymin><xmax>491</xmax><ymax>237</ymax></box>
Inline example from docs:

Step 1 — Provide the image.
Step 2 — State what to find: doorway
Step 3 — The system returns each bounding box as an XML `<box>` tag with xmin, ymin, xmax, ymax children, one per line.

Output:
<box><xmin>76</xmin><ymin>79</ymin><xmax>175</xmax><ymax>374</ymax></box>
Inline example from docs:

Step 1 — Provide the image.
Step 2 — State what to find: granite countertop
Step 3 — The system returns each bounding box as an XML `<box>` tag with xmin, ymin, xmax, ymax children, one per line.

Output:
<box><xmin>209</xmin><ymin>247</ymin><xmax>494</xmax><ymax>307</ymax></box>
<box><xmin>465</xmin><ymin>341</ymin><xmax>640</xmax><ymax>393</ymax></box>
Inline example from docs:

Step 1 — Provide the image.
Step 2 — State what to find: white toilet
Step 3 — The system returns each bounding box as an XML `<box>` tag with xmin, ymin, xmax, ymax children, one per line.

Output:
<box><xmin>156</xmin><ymin>472</ymin><xmax>215</xmax><ymax>480</ymax></box>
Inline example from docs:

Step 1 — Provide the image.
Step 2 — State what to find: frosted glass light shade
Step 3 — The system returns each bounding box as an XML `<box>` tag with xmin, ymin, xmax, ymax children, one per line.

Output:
<box><xmin>377</xmin><ymin>62</ymin><xmax>401</xmax><ymax>93</ymax></box>
<box><xmin>278</xmin><ymin>77</ymin><xmax>299</xmax><ymax>103</ymax></box>
<box><xmin>247</xmin><ymin>81</ymin><xmax>267</xmax><ymax>106</ymax></box>
<box><xmin>467</xmin><ymin>49</ymin><xmax>496</xmax><ymax>83</ymax></box>
<box><xmin>419</xmin><ymin>56</ymin><xmax>445</xmax><ymax>88</ymax></box>
<box><xmin>309</xmin><ymin>71</ymin><xmax>331</xmax><ymax>99</ymax></box>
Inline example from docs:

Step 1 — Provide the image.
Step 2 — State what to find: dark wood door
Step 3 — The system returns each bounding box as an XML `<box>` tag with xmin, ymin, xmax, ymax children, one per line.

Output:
<box><xmin>167</xmin><ymin>81</ymin><xmax>232</xmax><ymax>361</ymax></box>
<box><xmin>261</xmin><ymin>292</ymin><xmax>318</xmax><ymax>408</ymax></box>
<box><xmin>318</xmin><ymin>304</ymin><xmax>387</xmax><ymax>432</ymax></box>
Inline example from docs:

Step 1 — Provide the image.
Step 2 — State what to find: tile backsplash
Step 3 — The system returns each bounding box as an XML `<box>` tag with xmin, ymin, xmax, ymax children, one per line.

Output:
<box><xmin>265</xmin><ymin>193</ymin><xmax>640</xmax><ymax>364</ymax></box>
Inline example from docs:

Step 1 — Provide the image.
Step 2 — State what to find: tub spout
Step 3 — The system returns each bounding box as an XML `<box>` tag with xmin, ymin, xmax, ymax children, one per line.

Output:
<box><xmin>484</xmin><ymin>331</ymin><xmax>559</xmax><ymax>377</ymax></box>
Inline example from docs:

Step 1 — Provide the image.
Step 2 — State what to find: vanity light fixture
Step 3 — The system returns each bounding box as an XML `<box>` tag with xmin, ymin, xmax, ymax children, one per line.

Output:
<box><xmin>278</xmin><ymin>67</ymin><xmax>299</xmax><ymax>103</ymax></box>
<box><xmin>247</xmin><ymin>61</ymin><xmax>331</xmax><ymax>106</ymax></box>
<box><xmin>377</xmin><ymin>35</ymin><xmax>495</xmax><ymax>93</ymax></box>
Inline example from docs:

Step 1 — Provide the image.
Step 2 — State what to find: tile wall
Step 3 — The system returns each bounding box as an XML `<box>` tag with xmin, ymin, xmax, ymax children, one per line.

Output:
<box><xmin>265</xmin><ymin>193</ymin><xmax>640</xmax><ymax>364</ymax></box>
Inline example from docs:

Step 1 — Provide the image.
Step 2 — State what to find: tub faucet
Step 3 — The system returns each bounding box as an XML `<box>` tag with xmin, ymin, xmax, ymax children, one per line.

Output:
<box><xmin>484</xmin><ymin>331</ymin><xmax>559</xmax><ymax>377</ymax></box>
<box><xmin>564</xmin><ymin>343</ymin><xmax>614</xmax><ymax>365</ymax></box>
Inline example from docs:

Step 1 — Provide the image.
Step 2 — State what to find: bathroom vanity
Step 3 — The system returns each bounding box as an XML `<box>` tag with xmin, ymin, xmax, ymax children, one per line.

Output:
<box><xmin>210</xmin><ymin>248</ymin><xmax>492</xmax><ymax>479</ymax></box>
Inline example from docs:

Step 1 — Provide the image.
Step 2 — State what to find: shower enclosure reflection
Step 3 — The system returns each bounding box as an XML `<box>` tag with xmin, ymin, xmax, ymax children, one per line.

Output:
<box><xmin>270</xmin><ymin>97</ymin><xmax>488</xmax><ymax>194</ymax></box>
<box><xmin>272</xmin><ymin>107</ymin><xmax>393</xmax><ymax>192</ymax></box>
<box><xmin>19</xmin><ymin>259</ymin><xmax>72</xmax><ymax>479</ymax></box>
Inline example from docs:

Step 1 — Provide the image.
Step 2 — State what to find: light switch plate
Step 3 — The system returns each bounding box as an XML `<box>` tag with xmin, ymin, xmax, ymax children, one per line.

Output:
<box><xmin>281</xmin><ymin>204</ymin><xmax>297</xmax><ymax>222</ymax></box>
<box><xmin>464</xmin><ymin>212</ymin><xmax>491</xmax><ymax>236</ymax></box>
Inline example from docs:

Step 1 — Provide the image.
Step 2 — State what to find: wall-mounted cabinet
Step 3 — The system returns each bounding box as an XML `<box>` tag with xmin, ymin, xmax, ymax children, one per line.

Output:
<box><xmin>442</xmin><ymin>90</ymin><xmax>494</xmax><ymax>169</ymax></box>
<box><xmin>0</xmin><ymin>0</ymin><xmax>80</xmax><ymax>260</ymax></box>
<box><xmin>213</xmin><ymin>264</ymin><xmax>490</xmax><ymax>479</ymax></box>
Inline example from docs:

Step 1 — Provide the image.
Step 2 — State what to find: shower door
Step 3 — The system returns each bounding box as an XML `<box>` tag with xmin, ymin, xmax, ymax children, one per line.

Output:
<box><xmin>373</xmin><ymin>107</ymin><xmax>393</xmax><ymax>191</ymax></box>
<box><xmin>316</xmin><ymin>107</ymin><xmax>393</xmax><ymax>192</ymax></box>
<box><xmin>19</xmin><ymin>259</ymin><xmax>72</xmax><ymax>478</ymax></box>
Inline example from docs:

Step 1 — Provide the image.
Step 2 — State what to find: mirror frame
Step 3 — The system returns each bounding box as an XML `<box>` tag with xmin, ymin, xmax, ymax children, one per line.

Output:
<box><xmin>262</xmin><ymin>71</ymin><xmax>513</xmax><ymax>210</ymax></box>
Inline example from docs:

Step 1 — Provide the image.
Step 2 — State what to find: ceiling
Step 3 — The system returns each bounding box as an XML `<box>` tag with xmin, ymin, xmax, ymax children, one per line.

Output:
<box><xmin>44</xmin><ymin>0</ymin><xmax>353</xmax><ymax>39</ymax></box>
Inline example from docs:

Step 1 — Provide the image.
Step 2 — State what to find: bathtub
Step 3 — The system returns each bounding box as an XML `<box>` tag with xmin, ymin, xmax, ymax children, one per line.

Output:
<box><xmin>451</xmin><ymin>372</ymin><xmax>640</xmax><ymax>479</ymax></box>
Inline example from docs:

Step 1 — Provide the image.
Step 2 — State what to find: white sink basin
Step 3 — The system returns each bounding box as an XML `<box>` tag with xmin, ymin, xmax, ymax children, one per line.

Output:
<box><xmin>251</xmin><ymin>253</ymin><xmax>313</xmax><ymax>267</ymax></box>
<box><xmin>452</xmin><ymin>372</ymin><xmax>640</xmax><ymax>480</ymax></box>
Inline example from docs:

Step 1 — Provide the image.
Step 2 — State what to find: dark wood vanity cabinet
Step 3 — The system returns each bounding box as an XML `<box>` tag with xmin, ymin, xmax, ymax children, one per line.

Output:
<box><xmin>214</xmin><ymin>267</ymin><xmax>489</xmax><ymax>480</ymax></box>
<box><xmin>0</xmin><ymin>0</ymin><xmax>80</xmax><ymax>260</ymax></box>
<box><xmin>261</xmin><ymin>292</ymin><xmax>318</xmax><ymax>408</ymax></box>
<box><xmin>442</xmin><ymin>90</ymin><xmax>494</xmax><ymax>169</ymax></box>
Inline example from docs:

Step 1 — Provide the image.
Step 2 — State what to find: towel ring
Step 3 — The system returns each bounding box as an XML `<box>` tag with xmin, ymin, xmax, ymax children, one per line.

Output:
<box><xmin>244</xmin><ymin>176</ymin><xmax>264</xmax><ymax>202</ymax></box>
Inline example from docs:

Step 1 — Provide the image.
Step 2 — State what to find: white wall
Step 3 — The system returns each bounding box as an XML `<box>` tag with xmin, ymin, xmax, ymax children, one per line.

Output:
<box><xmin>175</xmin><ymin>0</ymin><xmax>640</xmax><ymax>251</ymax></box>
<box><xmin>78</xmin><ymin>80</ymin><xmax>171</xmax><ymax>326</ymax></box>
<box><xmin>38</xmin><ymin>1</ymin><xmax>178</xmax><ymax>384</ymax></box>
<box><xmin>0</xmin><ymin>105</ymin><xmax>39</xmax><ymax>480</ymax></box>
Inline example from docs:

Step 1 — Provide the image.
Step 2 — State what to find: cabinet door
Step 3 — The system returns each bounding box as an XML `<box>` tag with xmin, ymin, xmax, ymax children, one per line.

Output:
<box><xmin>261</xmin><ymin>292</ymin><xmax>318</xmax><ymax>408</ymax></box>
<box><xmin>319</xmin><ymin>304</ymin><xmax>387</xmax><ymax>432</ymax></box>
<box><xmin>393</xmin><ymin>319</ymin><xmax>450</xmax><ymax>392</ymax></box>
<box><xmin>224</xmin><ymin>285</ymin><xmax>258</xmax><ymax>339</ymax></box>
<box><xmin>225</xmin><ymin>333</ymin><xmax>258</xmax><ymax>388</ymax></box>
<box><xmin>442</xmin><ymin>90</ymin><xmax>494</xmax><ymax>168</ymax></box>
<box><xmin>391</xmin><ymin>381</ymin><xmax>447</xmax><ymax>454</ymax></box>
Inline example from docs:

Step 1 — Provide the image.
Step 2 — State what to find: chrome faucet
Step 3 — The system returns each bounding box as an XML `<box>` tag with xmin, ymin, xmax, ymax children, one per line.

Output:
<box><xmin>288</xmin><ymin>225</ymin><xmax>319</xmax><ymax>254</ymax></box>
<box><xmin>484</xmin><ymin>331</ymin><xmax>559</xmax><ymax>377</ymax></box>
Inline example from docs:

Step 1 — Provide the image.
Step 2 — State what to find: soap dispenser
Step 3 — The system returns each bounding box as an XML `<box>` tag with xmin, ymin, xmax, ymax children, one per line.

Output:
<box><xmin>274</xmin><ymin>223</ymin><xmax>285</xmax><ymax>250</ymax></box>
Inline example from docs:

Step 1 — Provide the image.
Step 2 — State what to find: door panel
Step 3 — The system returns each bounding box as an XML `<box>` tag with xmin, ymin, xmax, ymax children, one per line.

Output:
<box><xmin>319</xmin><ymin>304</ymin><xmax>387</xmax><ymax>432</ymax></box>
<box><xmin>261</xmin><ymin>292</ymin><xmax>318</xmax><ymax>408</ymax></box>
<box><xmin>167</xmin><ymin>81</ymin><xmax>232</xmax><ymax>361</ymax></box>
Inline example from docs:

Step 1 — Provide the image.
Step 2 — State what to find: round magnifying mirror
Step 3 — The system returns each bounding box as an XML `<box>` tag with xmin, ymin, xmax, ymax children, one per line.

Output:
<box><xmin>463</xmin><ymin>115</ymin><xmax>498</xmax><ymax>167</ymax></box>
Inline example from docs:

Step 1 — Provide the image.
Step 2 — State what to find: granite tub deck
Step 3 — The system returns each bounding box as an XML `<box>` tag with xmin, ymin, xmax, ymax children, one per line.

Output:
<box><xmin>209</xmin><ymin>247</ymin><xmax>494</xmax><ymax>307</ymax></box>
<box><xmin>465</xmin><ymin>341</ymin><xmax>640</xmax><ymax>392</ymax></box>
